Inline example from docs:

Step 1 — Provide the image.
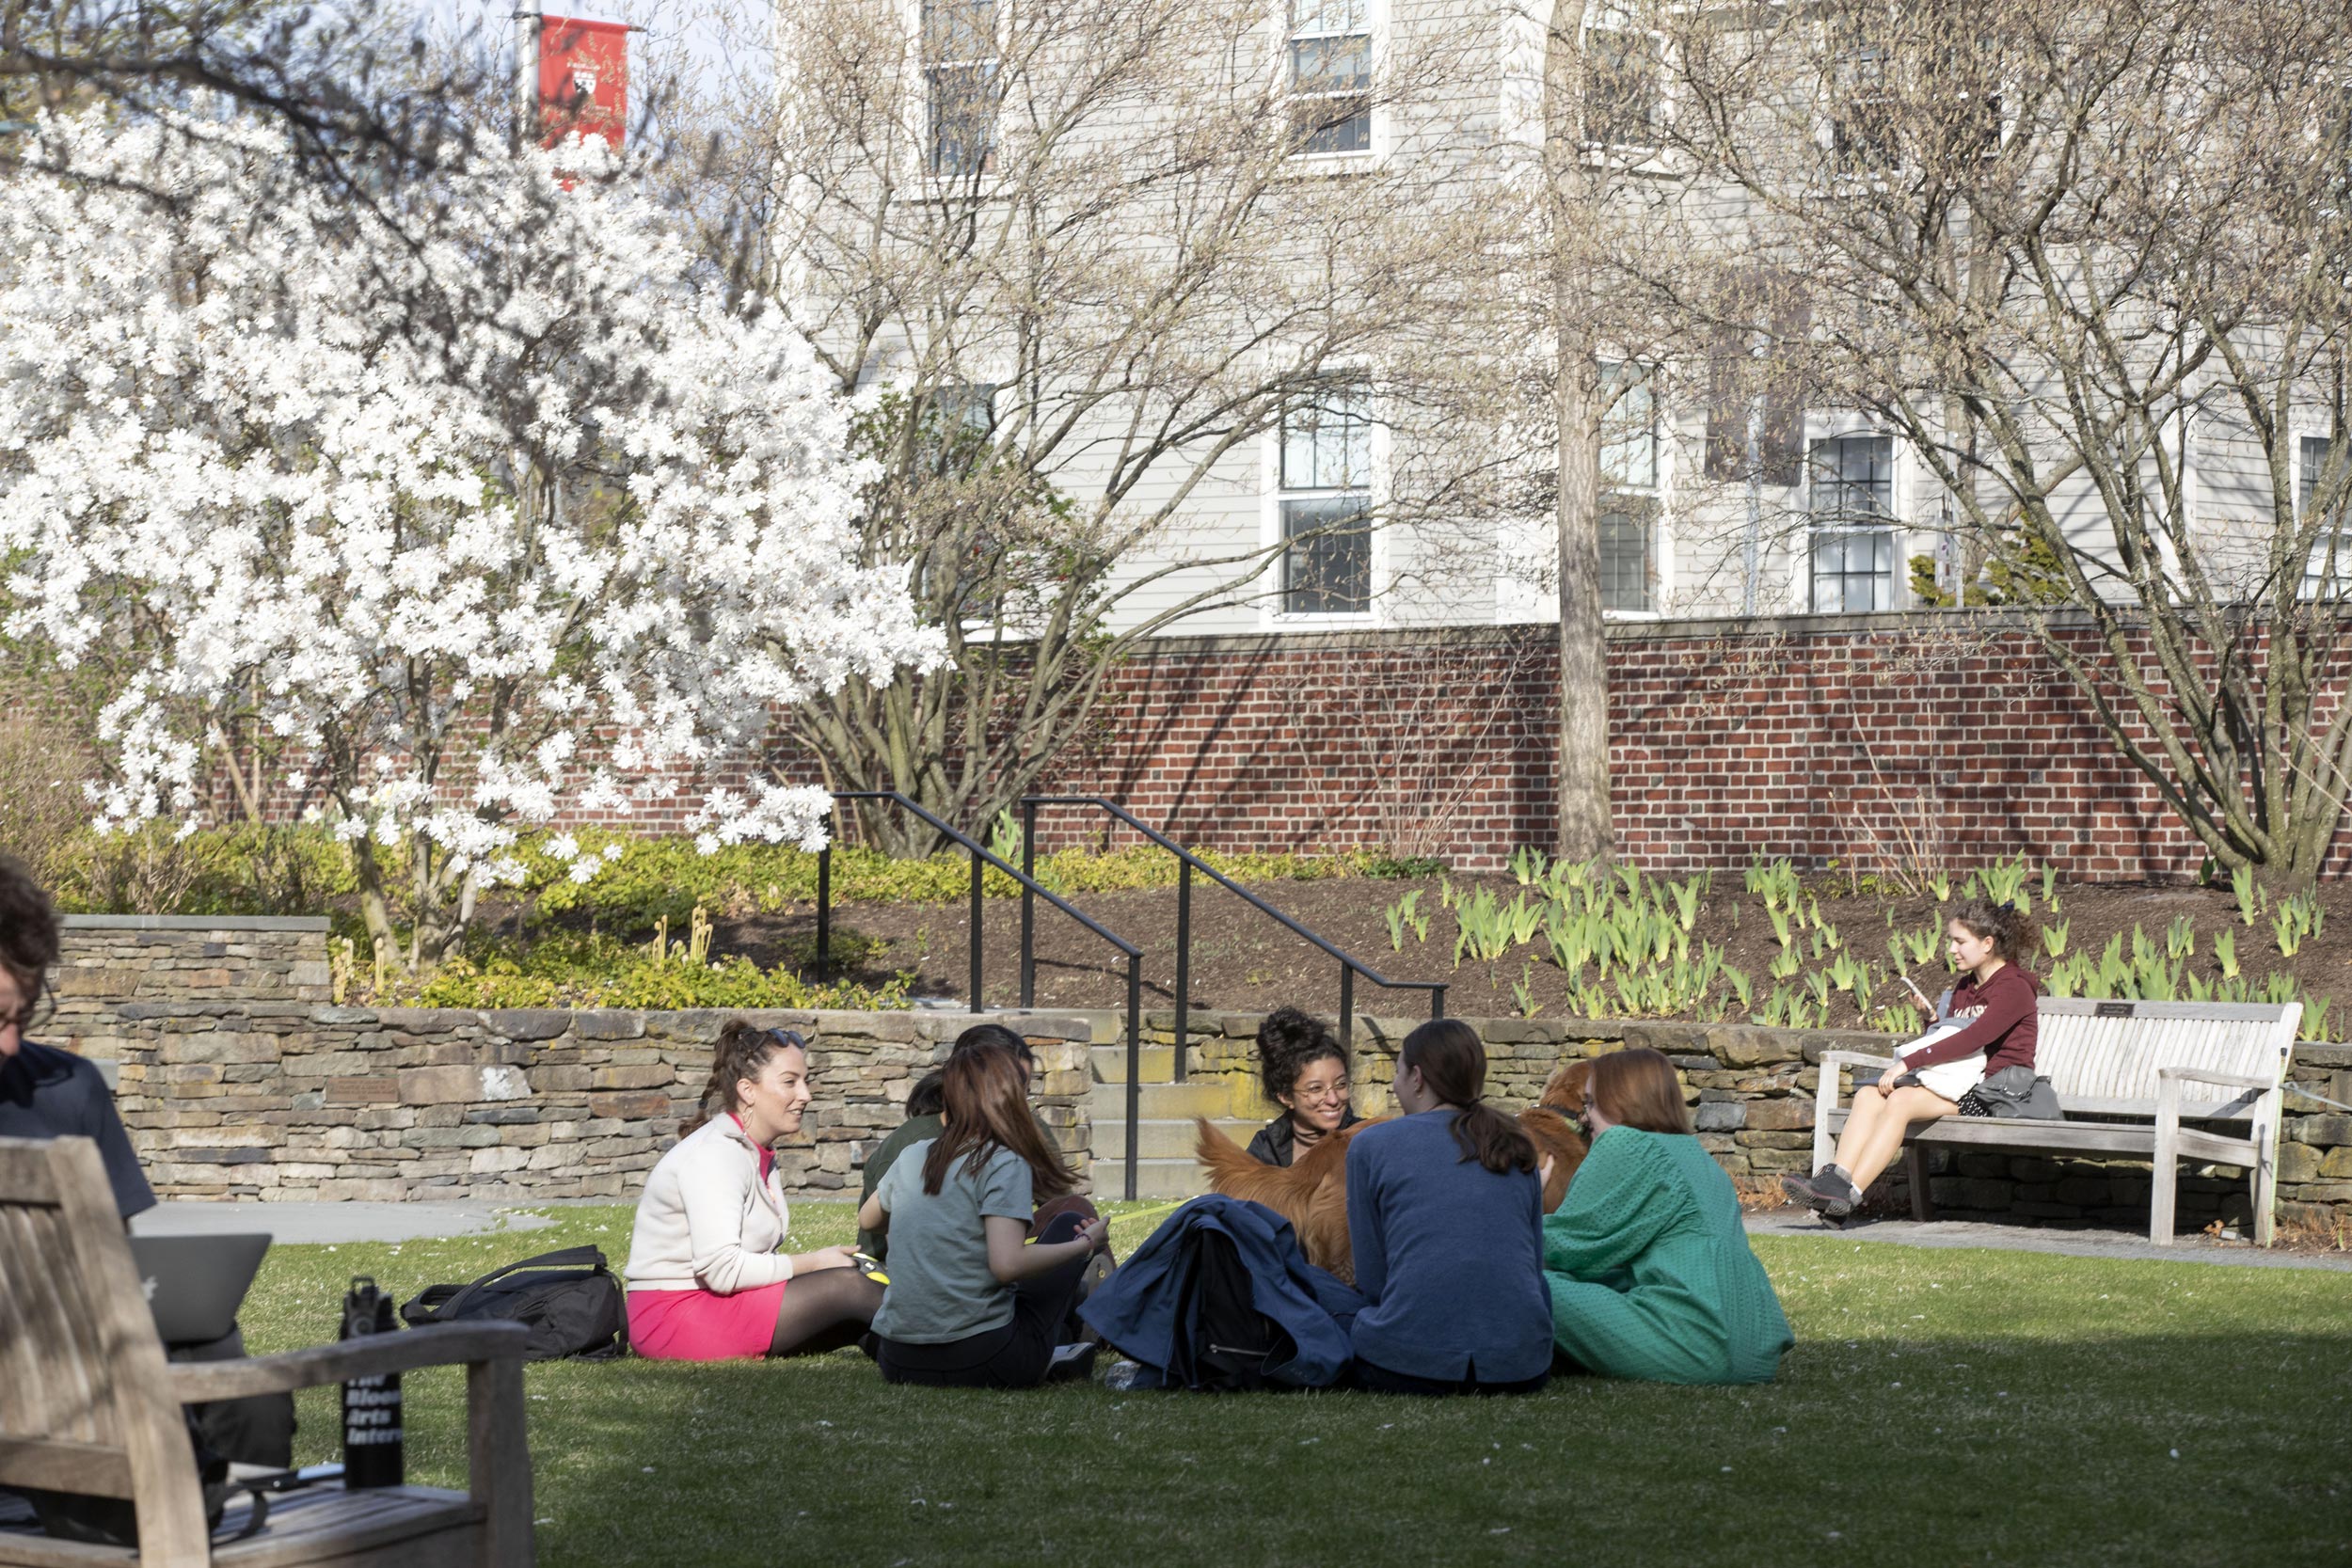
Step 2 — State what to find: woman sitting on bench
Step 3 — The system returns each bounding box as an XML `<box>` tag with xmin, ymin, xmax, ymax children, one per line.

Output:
<box><xmin>1246</xmin><ymin>1006</ymin><xmax>1362</xmax><ymax>1167</ymax></box>
<box><xmin>625</xmin><ymin>1022</ymin><xmax>882</xmax><ymax>1360</ymax></box>
<box><xmin>860</xmin><ymin>1042</ymin><xmax>1112</xmax><ymax>1387</ymax></box>
<box><xmin>1543</xmin><ymin>1047</ymin><xmax>1791</xmax><ymax>1384</ymax></box>
<box><xmin>1784</xmin><ymin>898</ymin><xmax>2042</xmax><ymax>1219</ymax></box>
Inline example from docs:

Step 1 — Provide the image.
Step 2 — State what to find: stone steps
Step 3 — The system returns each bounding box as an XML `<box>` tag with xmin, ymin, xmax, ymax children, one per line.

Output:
<box><xmin>1086</xmin><ymin>1043</ymin><xmax>1264</xmax><ymax>1198</ymax></box>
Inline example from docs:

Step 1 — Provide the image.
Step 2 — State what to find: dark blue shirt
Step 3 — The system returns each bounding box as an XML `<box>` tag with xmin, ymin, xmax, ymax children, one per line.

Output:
<box><xmin>0</xmin><ymin>1039</ymin><xmax>155</xmax><ymax>1219</ymax></box>
<box><xmin>1343</xmin><ymin>1108</ymin><xmax>1551</xmax><ymax>1384</ymax></box>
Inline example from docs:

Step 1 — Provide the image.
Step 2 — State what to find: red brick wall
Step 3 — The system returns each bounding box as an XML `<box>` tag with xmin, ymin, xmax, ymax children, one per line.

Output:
<box><xmin>51</xmin><ymin>611</ymin><xmax>2339</xmax><ymax>879</ymax></box>
<box><xmin>1028</xmin><ymin>613</ymin><xmax>2315</xmax><ymax>879</ymax></box>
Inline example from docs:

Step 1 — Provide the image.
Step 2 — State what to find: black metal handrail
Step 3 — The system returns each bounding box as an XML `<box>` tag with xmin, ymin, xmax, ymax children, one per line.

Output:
<box><xmin>1018</xmin><ymin>796</ymin><xmax>1447</xmax><ymax>1081</ymax></box>
<box><xmin>814</xmin><ymin>791</ymin><xmax>1151</xmax><ymax>1200</ymax></box>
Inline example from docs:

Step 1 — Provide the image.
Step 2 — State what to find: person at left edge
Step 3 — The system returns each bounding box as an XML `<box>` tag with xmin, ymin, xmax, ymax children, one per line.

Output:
<box><xmin>0</xmin><ymin>853</ymin><xmax>294</xmax><ymax>1469</ymax></box>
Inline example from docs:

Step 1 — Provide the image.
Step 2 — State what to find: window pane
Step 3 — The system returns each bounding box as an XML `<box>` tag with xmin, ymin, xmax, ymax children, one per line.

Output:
<box><xmin>923</xmin><ymin>0</ymin><xmax>994</xmax><ymax>62</ymax></box>
<box><xmin>1598</xmin><ymin>508</ymin><xmax>1652</xmax><ymax>612</ymax></box>
<box><xmin>1282</xmin><ymin>497</ymin><xmax>1372</xmax><ymax>613</ymax></box>
<box><xmin>1290</xmin><ymin>0</ymin><xmax>1370</xmax><ymax>153</ymax></box>
<box><xmin>1583</xmin><ymin>29</ymin><xmax>1658</xmax><ymax>148</ymax></box>
<box><xmin>1281</xmin><ymin>388</ymin><xmax>1372</xmax><ymax>489</ymax></box>
<box><xmin>2303</xmin><ymin>436</ymin><xmax>2338</xmax><ymax>517</ymax></box>
<box><xmin>1294</xmin><ymin>102</ymin><xmax>1372</xmax><ymax>154</ymax></box>
<box><xmin>1291</xmin><ymin>0</ymin><xmax>1367</xmax><ymax>37</ymax></box>
<box><xmin>1600</xmin><ymin>363</ymin><xmax>1657</xmax><ymax>489</ymax></box>
<box><xmin>2303</xmin><ymin>436</ymin><xmax>2346</xmax><ymax>598</ymax></box>
<box><xmin>1811</xmin><ymin>525</ymin><xmax>1896</xmax><ymax>612</ymax></box>
<box><xmin>928</xmin><ymin>64</ymin><xmax>997</xmax><ymax>175</ymax></box>
<box><xmin>1809</xmin><ymin>434</ymin><xmax>1894</xmax><ymax>523</ymax></box>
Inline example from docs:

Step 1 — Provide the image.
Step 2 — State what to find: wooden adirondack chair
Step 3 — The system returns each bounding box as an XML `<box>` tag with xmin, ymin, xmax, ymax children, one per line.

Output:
<box><xmin>0</xmin><ymin>1135</ymin><xmax>534</xmax><ymax>1567</ymax></box>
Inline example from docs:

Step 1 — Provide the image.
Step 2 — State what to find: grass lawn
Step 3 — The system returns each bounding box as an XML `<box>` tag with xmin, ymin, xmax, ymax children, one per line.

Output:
<box><xmin>236</xmin><ymin>1205</ymin><xmax>2352</xmax><ymax>1568</ymax></box>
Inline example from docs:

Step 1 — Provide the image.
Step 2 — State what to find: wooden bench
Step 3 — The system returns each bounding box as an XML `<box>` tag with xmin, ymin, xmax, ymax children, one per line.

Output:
<box><xmin>1810</xmin><ymin>998</ymin><xmax>2300</xmax><ymax>1245</ymax></box>
<box><xmin>0</xmin><ymin>1135</ymin><xmax>535</xmax><ymax>1567</ymax></box>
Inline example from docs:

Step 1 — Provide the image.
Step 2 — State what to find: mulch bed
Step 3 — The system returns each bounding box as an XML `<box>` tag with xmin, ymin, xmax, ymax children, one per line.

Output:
<box><xmin>693</xmin><ymin>875</ymin><xmax>2352</xmax><ymax>1025</ymax></box>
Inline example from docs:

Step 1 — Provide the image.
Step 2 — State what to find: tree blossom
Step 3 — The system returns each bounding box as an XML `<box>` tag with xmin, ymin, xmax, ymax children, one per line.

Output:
<box><xmin>0</xmin><ymin>111</ymin><xmax>944</xmax><ymax>966</ymax></box>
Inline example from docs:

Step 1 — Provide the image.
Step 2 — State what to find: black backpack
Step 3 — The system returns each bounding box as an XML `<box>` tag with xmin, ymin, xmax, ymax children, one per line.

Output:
<box><xmin>1167</xmin><ymin>1229</ymin><xmax>1293</xmax><ymax>1392</ymax></box>
<box><xmin>400</xmin><ymin>1245</ymin><xmax>627</xmax><ymax>1361</ymax></box>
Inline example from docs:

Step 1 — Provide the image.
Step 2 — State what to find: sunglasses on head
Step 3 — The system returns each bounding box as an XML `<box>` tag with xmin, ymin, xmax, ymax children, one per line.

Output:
<box><xmin>765</xmin><ymin>1028</ymin><xmax>808</xmax><ymax>1052</ymax></box>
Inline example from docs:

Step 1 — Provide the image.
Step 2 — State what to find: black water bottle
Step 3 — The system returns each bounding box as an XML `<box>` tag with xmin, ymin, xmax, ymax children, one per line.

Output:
<box><xmin>341</xmin><ymin>1276</ymin><xmax>404</xmax><ymax>1489</ymax></box>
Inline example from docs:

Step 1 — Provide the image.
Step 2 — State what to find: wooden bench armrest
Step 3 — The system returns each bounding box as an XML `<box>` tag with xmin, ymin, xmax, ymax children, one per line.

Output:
<box><xmin>2155</xmin><ymin>1066</ymin><xmax>2275</xmax><ymax>1092</ymax></box>
<box><xmin>169</xmin><ymin>1322</ymin><xmax>532</xmax><ymax>1402</ymax></box>
<box><xmin>1819</xmin><ymin>1051</ymin><xmax>1899</xmax><ymax>1069</ymax></box>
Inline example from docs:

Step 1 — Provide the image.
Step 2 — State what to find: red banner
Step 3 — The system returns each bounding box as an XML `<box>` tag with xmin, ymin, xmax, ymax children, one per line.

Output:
<box><xmin>539</xmin><ymin>16</ymin><xmax>629</xmax><ymax>152</ymax></box>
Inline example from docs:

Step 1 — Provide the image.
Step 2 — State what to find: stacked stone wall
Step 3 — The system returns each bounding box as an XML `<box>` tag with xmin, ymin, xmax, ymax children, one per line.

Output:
<box><xmin>44</xmin><ymin>921</ymin><xmax>2352</xmax><ymax>1234</ymax></box>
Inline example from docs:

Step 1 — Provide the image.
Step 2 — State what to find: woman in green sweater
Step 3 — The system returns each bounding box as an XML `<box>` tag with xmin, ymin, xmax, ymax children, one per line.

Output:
<box><xmin>1542</xmin><ymin>1048</ymin><xmax>1793</xmax><ymax>1385</ymax></box>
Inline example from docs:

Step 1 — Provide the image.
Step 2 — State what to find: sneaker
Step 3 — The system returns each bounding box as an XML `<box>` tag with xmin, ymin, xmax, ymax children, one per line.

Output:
<box><xmin>1781</xmin><ymin>1169</ymin><xmax>1854</xmax><ymax>1218</ymax></box>
<box><xmin>1045</xmin><ymin>1342</ymin><xmax>1099</xmax><ymax>1384</ymax></box>
<box><xmin>1102</xmin><ymin>1357</ymin><xmax>1154</xmax><ymax>1393</ymax></box>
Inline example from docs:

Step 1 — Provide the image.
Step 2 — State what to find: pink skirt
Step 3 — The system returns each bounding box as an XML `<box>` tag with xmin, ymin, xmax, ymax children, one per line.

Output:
<box><xmin>628</xmin><ymin>1283</ymin><xmax>785</xmax><ymax>1361</ymax></box>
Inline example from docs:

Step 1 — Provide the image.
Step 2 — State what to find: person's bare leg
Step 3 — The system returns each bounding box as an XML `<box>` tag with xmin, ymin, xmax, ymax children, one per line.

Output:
<box><xmin>1843</xmin><ymin>1086</ymin><xmax>1957</xmax><ymax>1194</ymax></box>
<box><xmin>1828</xmin><ymin>1089</ymin><xmax>1886</xmax><ymax>1176</ymax></box>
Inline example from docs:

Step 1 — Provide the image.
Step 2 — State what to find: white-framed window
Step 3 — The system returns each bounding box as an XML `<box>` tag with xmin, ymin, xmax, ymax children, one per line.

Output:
<box><xmin>2299</xmin><ymin>433</ymin><xmax>2348</xmax><ymax>599</ymax></box>
<box><xmin>1288</xmin><ymin>0</ymin><xmax>1372</xmax><ymax>156</ymax></box>
<box><xmin>923</xmin><ymin>0</ymin><xmax>998</xmax><ymax>177</ymax></box>
<box><xmin>1808</xmin><ymin>431</ymin><xmax>1899</xmax><ymax>612</ymax></box>
<box><xmin>1276</xmin><ymin>382</ymin><xmax>1374</xmax><ymax>615</ymax></box>
<box><xmin>1598</xmin><ymin>362</ymin><xmax>1660</xmax><ymax>613</ymax></box>
<box><xmin>1581</xmin><ymin>16</ymin><xmax>1664</xmax><ymax>153</ymax></box>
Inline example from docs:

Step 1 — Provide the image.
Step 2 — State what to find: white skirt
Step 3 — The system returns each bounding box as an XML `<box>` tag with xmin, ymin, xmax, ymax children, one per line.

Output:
<box><xmin>1893</xmin><ymin>1017</ymin><xmax>1986</xmax><ymax>1103</ymax></box>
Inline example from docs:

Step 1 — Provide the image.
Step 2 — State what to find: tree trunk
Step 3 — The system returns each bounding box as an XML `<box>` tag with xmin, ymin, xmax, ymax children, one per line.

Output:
<box><xmin>1555</xmin><ymin>333</ymin><xmax>1613</xmax><ymax>864</ymax></box>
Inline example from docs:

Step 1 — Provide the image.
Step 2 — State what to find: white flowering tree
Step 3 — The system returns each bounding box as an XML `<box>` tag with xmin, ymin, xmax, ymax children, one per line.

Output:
<box><xmin>0</xmin><ymin>111</ymin><xmax>943</xmax><ymax>969</ymax></box>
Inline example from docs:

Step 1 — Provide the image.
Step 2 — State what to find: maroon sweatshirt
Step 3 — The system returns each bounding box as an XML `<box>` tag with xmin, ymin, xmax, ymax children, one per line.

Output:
<box><xmin>1907</xmin><ymin>963</ymin><xmax>2039</xmax><ymax>1074</ymax></box>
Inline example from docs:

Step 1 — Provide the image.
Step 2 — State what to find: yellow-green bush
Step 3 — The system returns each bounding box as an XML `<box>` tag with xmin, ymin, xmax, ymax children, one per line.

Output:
<box><xmin>410</xmin><ymin>932</ymin><xmax>910</xmax><ymax>1011</ymax></box>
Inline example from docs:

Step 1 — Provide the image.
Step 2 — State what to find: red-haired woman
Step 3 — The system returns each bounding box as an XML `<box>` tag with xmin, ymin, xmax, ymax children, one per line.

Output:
<box><xmin>1542</xmin><ymin>1047</ymin><xmax>1791</xmax><ymax>1384</ymax></box>
<box><xmin>625</xmin><ymin>1023</ymin><xmax>882</xmax><ymax>1360</ymax></box>
<box><xmin>857</xmin><ymin>1043</ymin><xmax>1112</xmax><ymax>1387</ymax></box>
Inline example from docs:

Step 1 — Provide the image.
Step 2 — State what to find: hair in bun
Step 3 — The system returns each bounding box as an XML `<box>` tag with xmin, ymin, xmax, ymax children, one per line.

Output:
<box><xmin>1254</xmin><ymin>1006</ymin><xmax>1349</xmax><ymax>1104</ymax></box>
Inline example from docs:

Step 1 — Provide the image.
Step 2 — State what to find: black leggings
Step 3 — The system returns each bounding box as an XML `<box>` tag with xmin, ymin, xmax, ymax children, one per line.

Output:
<box><xmin>770</xmin><ymin>1268</ymin><xmax>885</xmax><ymax>1358</ymax></box>
<box><xmin>1353</xmin><ymin>1358</ymin><xmax>1550</xmax><ymax>1398</ymax></box>
<box><xmin>875</xmin><ymin>1211</ymin><xmax>1094</xmax><ymax>1388</ymax></box>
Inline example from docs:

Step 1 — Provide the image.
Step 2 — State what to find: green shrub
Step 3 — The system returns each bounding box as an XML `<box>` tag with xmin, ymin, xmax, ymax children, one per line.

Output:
<box><xmin>412</xmin><ymin>932</ymin><xmax>910</xmax><ymax>1011</ymax></box>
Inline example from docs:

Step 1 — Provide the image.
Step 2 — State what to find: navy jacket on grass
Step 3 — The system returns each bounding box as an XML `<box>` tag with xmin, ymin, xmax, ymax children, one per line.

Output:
<box><xmin>1078</xmin><ymin>1196</ymin><xmax>1364</xmax><ymax>1388</ymax></box>
<box><xmin>1343</xmin><ymin>1109</ymin><xmax>1552</xmax><ymax>1384</ymax></box>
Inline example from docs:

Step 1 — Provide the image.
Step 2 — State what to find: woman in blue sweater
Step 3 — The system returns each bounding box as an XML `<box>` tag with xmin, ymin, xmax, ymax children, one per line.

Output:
<box><xmin>1343</xmin><ymin>1020</ymin><xmax>1553</xmax><ymax>1395</ymax></box>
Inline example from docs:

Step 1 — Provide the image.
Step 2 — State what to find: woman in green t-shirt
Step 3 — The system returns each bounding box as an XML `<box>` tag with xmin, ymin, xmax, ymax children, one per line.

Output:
<box><xmin>857</xmin><ymin>1043</ymin><xmax>1111</xmax><ymax>1386</ymax></box>
<box><xmin>1542</xmin><ymin>1048</ymin><xmax>1793</xmax><ymax>1385</ymax></box>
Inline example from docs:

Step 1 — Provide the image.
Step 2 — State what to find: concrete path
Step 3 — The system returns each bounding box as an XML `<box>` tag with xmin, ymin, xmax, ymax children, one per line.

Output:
<box><xmin>133</xmin><ymin>1201</ymin><xmax>560</xmax><ymax>1245</ymax></box>
<box><xmin>1748</xmin><ymin>1210</ymin><xmax>2352</xmax><ymax>1271</ymax></box>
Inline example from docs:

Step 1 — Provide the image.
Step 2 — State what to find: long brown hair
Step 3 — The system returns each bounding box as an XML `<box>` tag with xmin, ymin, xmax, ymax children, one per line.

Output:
<box><xmin>922</xmin><ymin>1042</ymin><xmax>1076</xmax><ymax>1200</ymax></box>
<box><xmin>1399</xmin><ymin>1020</ymin><xmax>1536</xmax><ymax>1176</ymax></box>
<box><xmin>1588</xmin><ymin>1047</ymin><xmax>1693</xmax><ymax>1135</ymax></box>
<box><xmin>1951</xmin><ymin>897</ymin><xmax>2042</xmax><ymax>968</ymax></box>
<box><xmin>683</xmin><ymin>1021</ymin><xmax>800</xmax><ymax>1137</ymax></box>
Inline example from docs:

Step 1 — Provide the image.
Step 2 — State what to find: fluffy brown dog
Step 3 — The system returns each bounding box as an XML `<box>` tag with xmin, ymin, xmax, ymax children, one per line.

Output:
<box><xmin>1194</xmin><ymin>1058</ymin><xmax>1593</xmax><ymax>1285</ymax></box>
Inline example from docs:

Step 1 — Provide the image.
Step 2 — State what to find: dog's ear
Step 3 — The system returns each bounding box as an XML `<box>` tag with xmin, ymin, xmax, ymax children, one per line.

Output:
<box><xmin>1538</xmin><ymin>1057</ymin><xmax>1593</xmax><ymax>1114</ymax></box>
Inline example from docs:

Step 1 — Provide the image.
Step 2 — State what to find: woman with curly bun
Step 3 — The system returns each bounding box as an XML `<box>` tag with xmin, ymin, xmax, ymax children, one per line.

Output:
<box><xmin>1245</xmin><ymin>1006</ymin><xmax>1361</xmax><ymax>1166</ymax></box>
<box><xmin>1784</xmin><ymin>898</ymin><xmax>2044</xmax><ymax>1219</ymax></box>
<box><xmin>625</xmin><ymin>1022</ymin><xmax>882</xmax><ymax>1359</ymax></box>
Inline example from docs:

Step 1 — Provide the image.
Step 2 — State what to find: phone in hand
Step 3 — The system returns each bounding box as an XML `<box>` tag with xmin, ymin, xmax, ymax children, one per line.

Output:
<box><xmin>1898</xmin><ymin>973</ymin><xmax>1934</xmax><ymax>1012</ymax></box>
